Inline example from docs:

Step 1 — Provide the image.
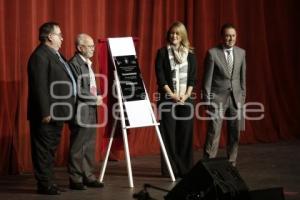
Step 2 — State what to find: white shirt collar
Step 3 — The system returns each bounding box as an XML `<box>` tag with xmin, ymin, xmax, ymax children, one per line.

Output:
<box><xmin>79</xmin><ymin>54</ymin><xmax>92</xmax><ymax>67</ymax></box>
<box><xmin>223</xmin><ymin>46</ymin><xmax>233</xmax><ymax>51</ymax></box>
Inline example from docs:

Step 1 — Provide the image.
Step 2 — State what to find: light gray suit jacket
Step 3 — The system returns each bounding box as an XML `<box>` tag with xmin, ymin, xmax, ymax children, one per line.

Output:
<box><xmin>202</xmin><ymin>45</ymin><xmax>246</xmax><ymax>108</ymax></box>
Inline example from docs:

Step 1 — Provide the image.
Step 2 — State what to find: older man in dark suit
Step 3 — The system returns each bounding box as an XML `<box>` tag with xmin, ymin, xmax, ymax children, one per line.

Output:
<box><xmin>27</xmin><ymin>22</ymin><xmax>76</xmax><ymax>195</ymax></box>
<box><xmin>202</xmin><ymin>23</ymin><xmax>246</xmax><ymax>166</ymax></box>
<box><xmin>68</xmin><ymin>33</ymin><xmax>104</xmax><ymax>190</ymax></box>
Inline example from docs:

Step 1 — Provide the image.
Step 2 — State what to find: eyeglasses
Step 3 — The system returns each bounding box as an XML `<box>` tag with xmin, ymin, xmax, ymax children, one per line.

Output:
<box><xmin>81</xmin><ymin>44</ymin><xmax>95</xmax><ymax>49</ymax></box>
<box><xmin>51</xmin><ymin>32</ymin><xmax>63</xmax><ymax>38</ymax></box>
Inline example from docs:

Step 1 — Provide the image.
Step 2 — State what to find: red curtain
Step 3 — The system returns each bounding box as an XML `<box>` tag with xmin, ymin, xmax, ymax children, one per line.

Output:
<box><xmin>0</xmin><ymin>0</ymin><xmax>299</xmax><ymax>175</ymax></box>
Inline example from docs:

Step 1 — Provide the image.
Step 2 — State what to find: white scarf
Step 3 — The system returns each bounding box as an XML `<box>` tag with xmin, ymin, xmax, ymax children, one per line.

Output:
<box><xmin>167</xmin><ymin>45</ymin><xmax>188</xmax><ymax>96</ymax></box>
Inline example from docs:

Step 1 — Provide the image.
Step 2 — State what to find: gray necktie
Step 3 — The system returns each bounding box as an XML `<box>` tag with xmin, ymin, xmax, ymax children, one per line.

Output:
<box><xmin>56</xmin><ymin>52</ymin><xmax>77</xmax><ymax>96</ymax></box>
<box><xmin>226</xmin><ymin>50</ymin><xmax>233</xmax><ymax>75</ymax></box>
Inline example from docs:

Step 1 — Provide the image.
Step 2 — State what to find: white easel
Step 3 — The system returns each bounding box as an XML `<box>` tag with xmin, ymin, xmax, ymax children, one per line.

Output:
<box><xmin>98</xmin><ymin>37</ymin><xmax>175</xmax><ymax>188</ymax></box>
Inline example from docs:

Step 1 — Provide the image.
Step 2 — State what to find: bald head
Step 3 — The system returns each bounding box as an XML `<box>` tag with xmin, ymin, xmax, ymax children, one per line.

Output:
<box><xmin>75</xmin><ymin>33</ymin><xmax>95</xmax><ymax>59</ymax></box>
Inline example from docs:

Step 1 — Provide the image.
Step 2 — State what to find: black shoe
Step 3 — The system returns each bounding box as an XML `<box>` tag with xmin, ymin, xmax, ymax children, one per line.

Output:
<box><xmin>53</xmin><ymin>184</ymin><xmax>67</xmax><ymax>192</ymax></box>
<box><xmin>69</xmin><ymin>182</ymin><xmax>87</xmax><ymax>190</ymax></box>
<box><xmin>37</xmin><ymin>184</ymin><xmax>61</xmax><ymax>195</ymax></box>
<box><xmin>84</xmin><ymin>180</ymin><xmax>104</xmax><ymax>188</ymax></box>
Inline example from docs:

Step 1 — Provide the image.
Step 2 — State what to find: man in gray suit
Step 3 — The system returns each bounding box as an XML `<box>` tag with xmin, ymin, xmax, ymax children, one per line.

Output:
<box><xmin>68</xmin><ymin>33</ymin><xmax>104</xmax><ymax>190</ymax></box>
<box><xmin>202</xmin><ymin>23</ymin><xmax>246</xmax><ymax>166</ymax></box>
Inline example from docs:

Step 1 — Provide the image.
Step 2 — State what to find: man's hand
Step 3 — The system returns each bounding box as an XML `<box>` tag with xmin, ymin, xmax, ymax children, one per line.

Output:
<box><xmin>42</xmin><ymin>116</ymin><xmax>51</xmax><ymax>123</ymax></box>
<box><xmin>96</xmin><ymin>95</ymin><xmax>103</xmax><ymax>106</ymax></box>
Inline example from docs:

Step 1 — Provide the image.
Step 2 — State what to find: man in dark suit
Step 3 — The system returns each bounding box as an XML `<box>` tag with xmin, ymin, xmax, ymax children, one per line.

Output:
<box><xmin>27</xmin><ymin>22</ymin><xmax>76</xmax><ymax>195</ymax></box>
<box><xmin>68</xmin><ymin>33</ymin><xmax>104</xmax><ymax>190</ymax></box>
<box><xmin>202</xmin><ymin>23</ymin><xmax>246</xmax><ymax>166</ymax></box>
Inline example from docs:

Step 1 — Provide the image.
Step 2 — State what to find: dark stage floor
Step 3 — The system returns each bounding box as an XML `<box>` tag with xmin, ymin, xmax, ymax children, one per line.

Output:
<box><xmin>1</xmin><ymin>140</ymin><xmax>300</xmax><ymax>200</ymax></box>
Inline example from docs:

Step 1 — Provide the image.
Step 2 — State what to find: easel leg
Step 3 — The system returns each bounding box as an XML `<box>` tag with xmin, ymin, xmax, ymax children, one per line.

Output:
<box><xmin>113</xmin><ymin>70</ymin><xmax>135</xmax><ymax>187</ymax></box>
<box><xmin>154</xmin><ymin>125</ymin><xmax>176</xmax><ymax>182</ymax></box>
<box><xmin>122</xmin><ymin>128</ymin><xmax>134</xmax><ymax>187</ymax></box>
<box><xmin>98</xmin><ymin>119</ymin><xmax>118</xmax><ymax>182</ymax></box>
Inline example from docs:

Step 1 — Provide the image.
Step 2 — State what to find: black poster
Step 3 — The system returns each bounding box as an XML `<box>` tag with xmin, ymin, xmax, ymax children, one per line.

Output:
<box><xmin>114</xmin><ymin>55</ymin><xmax>146</xmax><ymax>101</ymax></box>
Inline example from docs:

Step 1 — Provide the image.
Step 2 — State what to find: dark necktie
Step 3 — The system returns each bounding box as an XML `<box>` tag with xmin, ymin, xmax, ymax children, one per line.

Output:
<box><xmin>56</xmin><ymin>52</ymin><xmax>77</xmax><ymax>96</ymax></box>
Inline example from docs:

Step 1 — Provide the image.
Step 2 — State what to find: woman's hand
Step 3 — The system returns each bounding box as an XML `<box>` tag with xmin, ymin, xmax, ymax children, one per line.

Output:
<box><xmin>169</xmin><ymin>93</ymin><xmax>181</xmax><ymax>102</ymax></box>
<box><xmin>179</xmin><ymin>94</ymin><xmax>189</xmax><ymax>104</ymax></box>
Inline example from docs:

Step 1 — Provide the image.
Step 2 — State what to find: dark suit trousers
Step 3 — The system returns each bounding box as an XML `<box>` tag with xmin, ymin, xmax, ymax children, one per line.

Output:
<box><xmin>203</xmin><ymin>93</ymin><xmax>241</xmax><ymax>165</ymax></box>
<box><xmin>30</xmin><ymin>120</ymin><xmax>63</xmax><ymax>188</ymax></box>
<box><xmin>68</xmin><ymin>107</ymin><xmax>97</xmax><ymax>183</ymax></box>
<box><xmin>160</xmin><ymin>103</ymin><xmax>194</xmax><ymax>177</ymax></box>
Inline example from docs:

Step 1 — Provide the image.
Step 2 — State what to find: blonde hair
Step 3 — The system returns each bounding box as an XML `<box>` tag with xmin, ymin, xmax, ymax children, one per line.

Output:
<box><xmin>166</xmin><ymin>21</ymin><xmax>194</xmax><ymax>52</ymax></box>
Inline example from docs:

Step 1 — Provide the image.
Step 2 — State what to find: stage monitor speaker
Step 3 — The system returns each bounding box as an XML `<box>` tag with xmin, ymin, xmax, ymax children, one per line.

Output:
<box><xmin>249</xmin><ymin>187</ymin><xmax>285</xmax><ymax>200</ymax></box>
<box><xmin>165</xmin><ymin>158</ymin><xmax>249</xmax><ymax>200</ymax></box>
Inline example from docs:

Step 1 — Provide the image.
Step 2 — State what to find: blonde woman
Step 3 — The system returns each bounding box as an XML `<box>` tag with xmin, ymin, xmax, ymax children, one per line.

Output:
<box><xmin>155</xmin><ymin>21</ymin><xmax>197</xmax><ymax>177</ymax></box>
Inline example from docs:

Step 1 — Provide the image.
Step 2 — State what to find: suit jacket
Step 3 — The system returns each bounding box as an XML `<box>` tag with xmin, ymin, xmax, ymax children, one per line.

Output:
<box><xmin>27</xmin><ymin>44</ymin><xmax>75</xmax><ymax>121</ymax></box>
<box><xmin>69</xmin><ymin>53</ymin><xmax>97</xmax><ymax>126</ymax></box>
<box><xmin>155</xmin><ymin>47</ymin><xmax>197</xmax><ymax>103</ymax></box>
<box><xmin>202</xmin><ymin>45</ymin><xmax>246</xmax><ymax>107</ymax></box>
